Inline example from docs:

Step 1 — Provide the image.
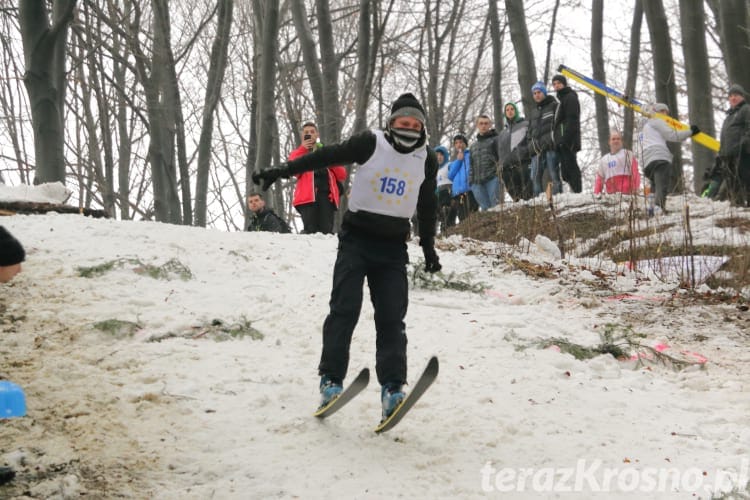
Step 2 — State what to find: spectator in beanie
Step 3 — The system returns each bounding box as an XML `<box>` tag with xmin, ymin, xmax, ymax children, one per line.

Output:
<box><xmin>703</xmin><ymin>84</ymin><xmax>750</xmax><ymax>206</ymax></box>
<box><xmin>527</xmin><ymin>81</ymin><xmax>562</xmax><ymax>196</ymax></box>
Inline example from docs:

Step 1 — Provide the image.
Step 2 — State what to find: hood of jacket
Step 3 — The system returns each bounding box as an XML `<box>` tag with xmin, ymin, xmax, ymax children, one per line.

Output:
<box><xmin>434</xmin><ymin>145</ymin><xmax>450</xmax><ymax>167</ymax></box>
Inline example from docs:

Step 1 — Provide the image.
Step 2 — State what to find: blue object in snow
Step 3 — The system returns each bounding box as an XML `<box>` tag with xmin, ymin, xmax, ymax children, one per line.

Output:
<box><xmin>0</xmin><ymin>381</ymin><xmax>27</xmax><ymax>418</ymax></box>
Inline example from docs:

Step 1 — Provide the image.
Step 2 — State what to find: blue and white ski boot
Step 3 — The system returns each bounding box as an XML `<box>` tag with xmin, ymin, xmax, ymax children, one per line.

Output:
<box><xmin>319</xmin><ymin>375</ymin><xmax>343</xmax><ymax>408</ymax></box>
<box><xmin>381</xmin><ymin>382</ymin><xmax>405</xmax><ymax>420</ymax></box>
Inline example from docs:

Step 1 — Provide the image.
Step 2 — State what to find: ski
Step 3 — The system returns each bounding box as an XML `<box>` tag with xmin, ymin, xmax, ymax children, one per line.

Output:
<box><xmin>557</xmin><ymin>64</ymin><xmax>720</xmax><ymax>152</ymax></box>
<box><xmin>313</xmin><ymin>368</ymin><xmax>369</xmax><ymax>419</ymax></box>
<box><xmin>375</xmin><ymin>356</ymin><xmax>439</xmax><ymax>434</ymax></box>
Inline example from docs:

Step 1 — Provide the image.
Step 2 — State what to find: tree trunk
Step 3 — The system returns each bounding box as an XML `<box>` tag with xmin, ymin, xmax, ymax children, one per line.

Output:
<box><xmin>590</xmin><ymin>0</ymin><xmax>609</xmax><ymax>156</ymax></box>
<box><xmin>679</xmin><ymin>0</ymin><xmax>715</xmax><ymax>193</ymax></box>
<box><xmin>152</xmin><ymin>0</ymin><xmax>189</xmax><ymax>224</ymax></box>
<box><xmin>643</xmin><ymin>0</ymin><xmax>682</xmax><ymax>191</ymax></box>
<box><xmin>252</xmin><ymin>0</ymin><xmax>280</xmax><ymax>200</ymax></box>
<box><xmin>504</xmin><ymin>0</ymin><xmax>537</xmax><ymax>116</ymax></box>
<box><xmin>488</xmin><ymin>0</ymin><xmax>504</xmax><ymax>127</ymax></box>
<box><xmin>717</xmin><ymin>0</ymin><xmax>750</xmax><ymax>89</ymax></box>
<box><xmin>19</xmin><ymin>0</ymin><xmax>76</xmax><ymax>185</ymax></box>
<box><xmin>422</xmin><ymin>0</ymin><xmax>463</xmax><ymax>145</ymax></box>
<box><xmin>128</xmin><ymin>0</ymin><xmax>181</xmax><ymax>223</ymax></box>
<box><xmin>194</xmin><ymin>0</ymin><xmax>234</xmax><ymax>227</ymax></box>
<box><xmin>289</xmin><ymin>0</ymin><xmax>341</xmax><ymax>144</ymax></box>
<box><xmin>316</xmin><ymin>0</ymin><xmax>341</xmax><ymax>144</ymax></box>
<box><xmin>623</xmin><ymin>0</ymin><xmax>642</xmax><ymax>150</ymax></box>
<box><xmin>113</xmin><ymin>10</ymin><xmax>132</xmax><ymax>220</ymax></box>
<box><xmin>542</xmin><ymin>0</ymin><xmax>560</xmax><ymax>85</ymax></box>
<box><xmin>353</xmin><ymin>0</ymin><xmax>372</xmax><ymax>135</ymax></box>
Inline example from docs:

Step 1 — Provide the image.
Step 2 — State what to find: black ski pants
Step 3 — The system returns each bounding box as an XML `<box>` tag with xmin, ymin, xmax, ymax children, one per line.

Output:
<box><xmin>558</xmin><ymin>145</ymin><xmax>582</xmax><ymax>193</ymax></box>
<box><xmin>318</xmin><ymin>230</ymin><xmax>409</xmax><ymax>386</ymax></box>
<box><xmin>644</xmin><ymin>160</ymin><xmax>672</xmax><ymax>210</ymax></box>
<box><xmin>297</xmin><ymin>199</ymin><xmax>336</xmax><ymax>234</ymax></box>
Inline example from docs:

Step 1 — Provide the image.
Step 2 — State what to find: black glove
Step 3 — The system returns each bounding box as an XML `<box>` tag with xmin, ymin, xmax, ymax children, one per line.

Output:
<box><xmin>420</xmin><ymin>237</ymin><xmax>442</xmax><ymax>273</ymax></box>
<box><xmin>690</xmin><ymin>124</ymin><xmax>700</xmax><ymax>136</ymax></box>
<box><xmin>252</xmin><ymin>165</ymin><xmax>290</xmax><ymax>191</ymax></box>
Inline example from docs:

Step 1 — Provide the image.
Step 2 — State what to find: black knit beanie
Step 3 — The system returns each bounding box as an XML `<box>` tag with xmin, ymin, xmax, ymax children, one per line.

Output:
<box><xmin>389</xmin><ymin>93</ymin><xmax>426</xmax><ymax>125</ymax></box>
<box><xmin>0</xmin><ymin>226</ymin><xmax>25</xmax><ymax>266</ymax></box>
<box><xmin>552</xmin><ymin>74</ymin><xmax>567</xmax><ymax>86</ymax></box>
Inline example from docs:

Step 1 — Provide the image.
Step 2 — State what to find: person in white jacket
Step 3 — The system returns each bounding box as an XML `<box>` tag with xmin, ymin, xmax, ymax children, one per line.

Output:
<box><xmin>639</xmin><ymin>103</ymin><xmax>699</xmax><ymax>213</ymax></box>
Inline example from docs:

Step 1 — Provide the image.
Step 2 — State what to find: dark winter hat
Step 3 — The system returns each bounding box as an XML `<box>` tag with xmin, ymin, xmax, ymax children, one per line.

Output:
<box><xmin>0</xmin><ymin>226</ymin><xmax>25</xmax><ymax>267</ymax></box>
<box><xmin>452</xmin><ymin>134</ymin><xmax>468</xmax><ymax>146</ymax></box>
<box><xmin>531</xmin><ymin>81</ymin><xmax>547</xmax><ymax>96</ymax></box>
<box><xmin>389</xmin><ymin>93</ymin><xmax>426</xmax><ymax>126</ymax></box>
<box><xmin>551</xmin><ymin>74</ymin><xmax>567</xmax><ymax>86</ymax></box>
<box><xmin>728</xmin><ymin>84</ymin><xmax>747</xmax><ymax>97</ymax></box>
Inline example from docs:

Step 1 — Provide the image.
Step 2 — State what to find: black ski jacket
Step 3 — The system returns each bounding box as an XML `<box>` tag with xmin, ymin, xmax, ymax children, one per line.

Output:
<box><xmin>284</xmin><ymin>130</ymin><xmax>438</xmax><ymax>243</ymax></box>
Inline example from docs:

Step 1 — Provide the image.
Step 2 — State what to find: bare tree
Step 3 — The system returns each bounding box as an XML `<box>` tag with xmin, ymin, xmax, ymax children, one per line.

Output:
<box><xmin>623</xmin><ymin>0</ymin><xmax>642</xmax><ymax>150</ymax></box>
<box><xmin>590</xmin><ymin>0</ymin><xmax>609</xmax><ymax>155</ymax></box>
<box><xmin>249</xmin><ymin>0</ymin><xmax>280</xmax><ymax>203</ymax></box>
<box><xmin>19</xmin><ymin>0</ymin><xmax>76</xmax><ymax>184</ymax></box>
<box><xmin>505</xmin><ymin>0</ymin><xmax>537</xmax><ymax>115</ymax></box>
<box><xmin>0</xmin><ymin>13</ymin><xmax>33</xmax><ymax>184</ymax></box>
<box><xmin>488</xmin><ymin>0</ymin><xmax>504</xmax><ymax>127</ymax></box>
<box><xmin>194</xmin><ymin>0</ymin><xmax>234</xmax><ymax>227</ymax></box>
<box><xmin>353</xmin><ymin>0</ymin><xmax>394</xmax><ymax>134</ymax></box>
<box><xmin>542</xmin><ymin>0</ymin><xmax>560</xmax><ymax>85</ymax></box>
<box><xmin>643</xmin><ymin>0</ymin><xmax>682</xmax><ymax>191</ymax></box>
<box><xmin>679</xmin><ymin>0</ymin><xmax>714</xmax><ymax>192</ymax></box>
<box><xmin>716</xmin><ymin>0</ymin><xmax>750</xmax><ymax>89</ymax></box>
<box><xmin>289</xmin><ymin>0</ymin><xmax>342</xmax><ymax>144</ymax></box>
<box><xmin>420</xmin><ymin>0</ymin><xmax>465</xmax><ymax>145</ymax></box>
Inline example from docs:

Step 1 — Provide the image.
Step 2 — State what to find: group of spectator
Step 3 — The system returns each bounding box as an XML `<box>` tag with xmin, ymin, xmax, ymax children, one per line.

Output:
<box><xmin>248</xmin><ymin>78</ymin><xmax>750</xmax><ymax>234</ymax></box>
<box><xmin>434</xmin><ymin>74</ymin><xmax>583</xmax><ymax>230</ymax></box>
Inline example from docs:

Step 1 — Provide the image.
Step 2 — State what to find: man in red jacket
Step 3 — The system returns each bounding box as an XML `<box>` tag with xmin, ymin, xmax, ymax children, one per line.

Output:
<box><xmin>289</xmin><ymin>122</ymin><xmax>347</xmax><ymax>234</ymax></box>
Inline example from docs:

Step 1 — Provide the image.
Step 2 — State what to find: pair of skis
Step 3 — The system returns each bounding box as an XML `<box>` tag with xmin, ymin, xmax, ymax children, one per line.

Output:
<box><xmin>557</xmin><ymin>64</ymin><xmax>720</xmax><ymax>153</ymax></box>
<box><xmin>313</xmin><ymin>356</ymin><xmax>439</xmax><ymax>434</ymax></box>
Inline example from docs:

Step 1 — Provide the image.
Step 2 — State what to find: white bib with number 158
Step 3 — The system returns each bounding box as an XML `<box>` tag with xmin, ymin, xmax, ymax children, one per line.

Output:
<box><xmin>348</xmin><ymin>130</ymin><xmax>427</xmax><ymax>218</ymax></box>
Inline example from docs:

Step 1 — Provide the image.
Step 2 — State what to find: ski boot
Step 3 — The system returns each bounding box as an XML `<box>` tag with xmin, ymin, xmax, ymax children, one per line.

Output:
<box><xmin>319</xmin><ymin>375</ymin><xmax>343</xmax><ymax>408</ymax></box>
<box><xmin>381</xmin><ymin>382</ymin><xmax>405</xmax><ymax>420</ymax></box>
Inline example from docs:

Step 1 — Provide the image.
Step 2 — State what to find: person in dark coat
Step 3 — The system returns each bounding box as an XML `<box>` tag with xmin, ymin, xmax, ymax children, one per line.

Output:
<box><xmin>246</xmin><ymin>193</ymin><xmax>291</xmax><ymax>233</ymax></box>
<box><xmin>252</xmin><ymin>93</ymin><xmax>441</xmax><ymax>420</ymax></box>
<box><xmin>0</xmin><ymin>225</ymin><xmax>25</xmax><ymax>283</ymax></box>
<box><xmin>527</xmin><ymin>81</ymin><xmax>561</xmax><ymax>196</ymax></box>
<box><xmin>704</xmin><ymin>84</ymin><xmax>750</xmax><ymax>206</ymax></box>
<box><xmin>496</xmin><ymin>101</ymin><xmax>532</xmax><ymax>201</ymax></box>
<box><xmin>552</xmin><ymin>74</ymin><xmax>583</xmax><ymax>193</ymax></box>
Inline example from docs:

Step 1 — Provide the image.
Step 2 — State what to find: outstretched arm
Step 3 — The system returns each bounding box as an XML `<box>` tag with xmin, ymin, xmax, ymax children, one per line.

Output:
<box><xmin>253</xmin><ymin>131</ymin><xmax>376</xmax><ymax>190</ymax></box>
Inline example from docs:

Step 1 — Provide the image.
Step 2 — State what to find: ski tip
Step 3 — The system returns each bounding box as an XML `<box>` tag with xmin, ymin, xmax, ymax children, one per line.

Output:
<box><xmin>428</xmin><ymin>355</ymin><xmax>439</xmax><ymax>372</ymax></box>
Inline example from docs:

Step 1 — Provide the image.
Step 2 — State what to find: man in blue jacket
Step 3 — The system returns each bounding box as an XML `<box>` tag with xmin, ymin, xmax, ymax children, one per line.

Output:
<box><xmin>448</xmin><ymin>134</ymin><xmax>478</xmax><ymax>221</ymax></box>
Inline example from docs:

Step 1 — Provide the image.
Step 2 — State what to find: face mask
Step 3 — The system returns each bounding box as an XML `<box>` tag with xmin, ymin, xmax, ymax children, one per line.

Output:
<box><xmin>390</xmin><ymin>127</ymin><xmax>422</xmax><ymax>148</ymax></box>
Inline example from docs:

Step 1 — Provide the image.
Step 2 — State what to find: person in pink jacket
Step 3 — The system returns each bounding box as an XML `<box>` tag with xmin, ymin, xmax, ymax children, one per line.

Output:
<box><xmin>594</xmin><ymin>130</ymin><xmax>640</xmax><ymax>196</ymax></box>
<box><xmin>289</xmin><ymin>122</ymin><xmax>347</xmax><ymax>234</ymax></box>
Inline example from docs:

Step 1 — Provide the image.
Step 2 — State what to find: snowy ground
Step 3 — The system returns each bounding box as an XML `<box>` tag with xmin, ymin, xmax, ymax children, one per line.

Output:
<box><xmin>1</xmin><ymin>186</ymin><xmax>749</xmax><ymax>499</ymax></box>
